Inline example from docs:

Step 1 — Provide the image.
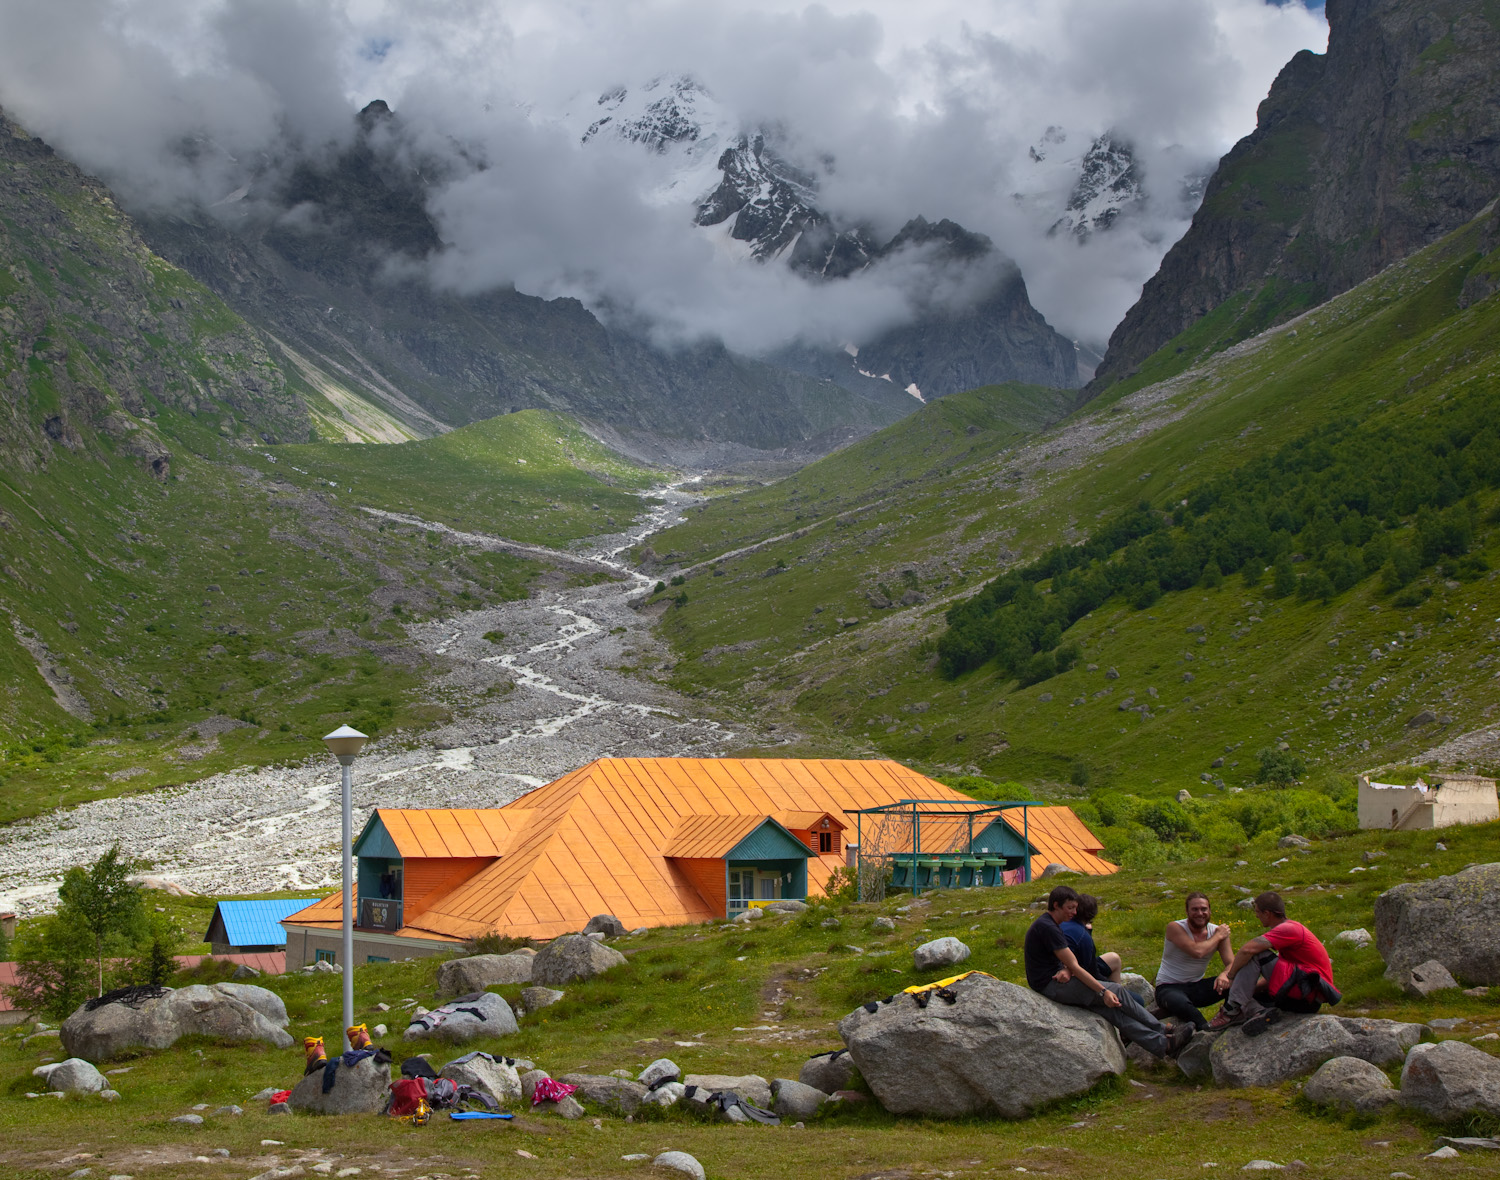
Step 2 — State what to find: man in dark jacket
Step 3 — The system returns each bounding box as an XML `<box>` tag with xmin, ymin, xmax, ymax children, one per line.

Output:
<box><xmin>1024</xmin><ymin>884</ymin><xmax>1193</xmax><ymax>1059</ymax></box>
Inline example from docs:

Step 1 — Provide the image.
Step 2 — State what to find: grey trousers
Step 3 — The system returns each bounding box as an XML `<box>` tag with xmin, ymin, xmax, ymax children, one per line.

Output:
<box><xmin>1225</xmin><ymin>950</ymin><xmax>1278</xmax><ymax>1016</ymax></box>
<box><xmin>1044</xmin><ymin>977</ymin><xmax>1169</xmax><ymax>1057</ymax></box>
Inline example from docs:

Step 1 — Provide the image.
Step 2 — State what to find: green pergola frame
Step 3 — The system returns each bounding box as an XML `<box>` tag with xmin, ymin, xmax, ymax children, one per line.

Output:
<box><xmin>848</xmin><ymin>799</ymin><xmax>1037</xmax><ymax>896</ymax></box>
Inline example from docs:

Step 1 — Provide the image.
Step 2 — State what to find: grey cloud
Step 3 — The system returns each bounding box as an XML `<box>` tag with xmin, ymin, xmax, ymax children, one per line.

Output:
<box><xmin>0</xmin><ymin>0</ymin><xmax>1327</xmax><ymax>353</ymax></box>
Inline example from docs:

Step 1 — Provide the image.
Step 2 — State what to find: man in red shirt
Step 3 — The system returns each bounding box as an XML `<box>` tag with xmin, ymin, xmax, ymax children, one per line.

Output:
<box><xmin>1209</xmin><ymin>891</ymin><xmax>1338</xmax><ymax>1036</ymax></box>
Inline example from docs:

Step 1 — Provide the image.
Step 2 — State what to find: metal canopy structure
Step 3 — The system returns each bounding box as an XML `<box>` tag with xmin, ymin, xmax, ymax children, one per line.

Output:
<box><xmin>847</xmin><ymin>798</ymin><xmax>1037</xmax><ymax>903</ymax></box>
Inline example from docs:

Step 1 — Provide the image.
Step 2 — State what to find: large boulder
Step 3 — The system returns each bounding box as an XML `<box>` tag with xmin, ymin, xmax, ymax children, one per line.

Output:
<box><xmin>441</xmin><ymin>1054</ymin><xmax>521</xmax><ymax>1105</ymax></box>
<box><xmin>520</xmin><ymin>986</ymin><xmax>565</xmax><ymax>1014</ymax></box>
<box><xmin>1303</xmin><ymin>1056</ymin><xmax>1399</xmax><ymax>1113</ymax></box>
<box><xmin>583</xmin><ymin>914</ymin><xmax>626</xmax><ymax>937</ymax></box>
<box><xmin>210</xmin><ymin>982</ymin><xmax>288</xmax><ymax>1026</ymax></box>
<box><xmin>403</xmin><ymin>991</ymin><xmax>518</xmax><ymax>1044</ymax></box>
<box><xmin>61</xmin><ymin>985</ymin><xmax>294</xmax><ymax>1062</ymax></box>
<box><xmin>557</xmin><ymin>1072</ymin><xmax>649</xmax><ymax>1115</ymax></box>
<box><xmin>1375</xmin><ymin>863</ymin><xmax>1500</xmax><ymax>985</ymax></box>
<box><xmin>683</xmin><ymin>1073</ymin><xmax>772</xmax><ymax>1109</ymax></box>
<box><xmin>913</xmin><ymin>937</ymin><xmax>971</xmax><ymax>972</ymax></box>
<box><xmin>800</xmin><ymin>1049</ymin><xmax>858</xmax><ymax>1094</ymax></box>
<box><xmin>288</xmin><ymin>1055</ymin><xmax>392</xmax><ymax>1115</ymax></box>
<box><xmin>837</xmin><ymin>974</ymin><xmax>1125</xmax><ymax>1118</ymax></box>
<box><xmin>1119</xmin><ymin>973</ymin><xmax>1155</xmax><ymax>1010</ymax></box>
<box><xmin>1208</xmin><ymin>1014</ymin><xmax>1426</xmax><ymax>1089</ymax></box>
<box><xmin>638</xmin><ymin>1058</ymin><xmax>681</xmax><ymax>1088</ymax></box>
<box><xmin>531</xmin><ymin>934</ymin><xmax>627</xmax><ymax>985</ymax></box>
<box><xmin>436</xmin><ymin>954</ymin><xmax>533</xmax><ymax>996</ymax></box>
<box><xmin>32</xmin><ymin>1058</ymin><xmax>107</xmax><ymax>1093</ymax></box>
<box><xmin>1400</xmin><ymin>1040</ymin><xmax>1500</xmax><ymax>1119</ymax></box>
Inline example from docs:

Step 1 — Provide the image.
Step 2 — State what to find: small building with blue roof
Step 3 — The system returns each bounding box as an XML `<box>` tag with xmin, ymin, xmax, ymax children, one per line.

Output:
<box><xmin>204</xmin><ymin>898</ymin><xmax>320</xmax><ymax>954</ymax></box>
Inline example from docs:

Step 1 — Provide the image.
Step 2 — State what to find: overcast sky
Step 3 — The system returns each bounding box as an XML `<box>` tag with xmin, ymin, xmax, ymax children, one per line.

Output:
<box><xmin>0</xmin><ymin>0</ymin><xmax>1328</xmax><ymax>352</ymax></box>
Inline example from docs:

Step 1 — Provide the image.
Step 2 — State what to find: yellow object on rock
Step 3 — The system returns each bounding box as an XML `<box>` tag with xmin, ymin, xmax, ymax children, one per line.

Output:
<box><xmin>902</xmin><ymin>970</ymin><xmax>995</xmax><ymax>996</ymax></box>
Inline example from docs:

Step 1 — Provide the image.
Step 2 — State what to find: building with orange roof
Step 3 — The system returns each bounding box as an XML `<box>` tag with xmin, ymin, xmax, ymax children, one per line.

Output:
<box><xmin>280</xmin><ymin>757</ymin><xmax>1114</xmax><ymax>967</ymax></box>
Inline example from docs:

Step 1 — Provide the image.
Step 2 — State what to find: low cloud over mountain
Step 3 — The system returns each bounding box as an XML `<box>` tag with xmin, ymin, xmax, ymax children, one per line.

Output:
<box><xmin>0</xmin><ymin>0</ymin><xmax>1327</xmax><ymax>353</ymax></box>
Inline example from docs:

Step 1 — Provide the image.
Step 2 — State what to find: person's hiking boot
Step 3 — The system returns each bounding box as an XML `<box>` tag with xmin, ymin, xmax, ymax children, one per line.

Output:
<box><xmin>347</xmin><ymin>1024</ymin><xmax>371</xmax><ymax>1050</ymax></box>
<box><xmin>1206</xmin><ymin>1006</ymin><xmax>1242</xmax><ymax>1031</ymax></box>
<box><xmin>1165</xmin><ymin>1023</ymin><xmax>1195</xmax><ymax>1057</ymax></box>
<box><xmin>1243</xmin><ymin>1008</ymin><xmax>1283</xmax><ymax>1038</ymax></box>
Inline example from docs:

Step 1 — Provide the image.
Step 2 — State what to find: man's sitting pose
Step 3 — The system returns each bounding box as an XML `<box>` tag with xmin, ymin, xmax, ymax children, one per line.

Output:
<box><xmin>1061</xmin><ymin>893</ymin><xmax>1122</xmax><ymax>983</ymax></box>
<box><xmin>1211</xmin><ymin>891</ymin><xmax>1339</xmax><ymax>1036</ymax></box>
<box><xmin>1154</xmin><ymin>892</ymin><xmax>1234</xmax><ymax>1031</ymax></box>
<box><xmin>1025</xmin><ymin>884</ymin><xmax>1193</xmax><ymax>1058</ymax></box>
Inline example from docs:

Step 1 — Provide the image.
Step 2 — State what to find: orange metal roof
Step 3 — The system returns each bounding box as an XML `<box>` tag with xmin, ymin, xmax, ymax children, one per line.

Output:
<box><xmin>999</xmin><ymin>807</ymin><xmax>1117</xmax><ymax>877</ymax></box>
<box><xmin>372</xmin><ymin>808</ymin><xmax>516</xmax><ymax>858</ymax></box>
<box><xmin>777</xmin><ymin>810</ymin><xmax>846</xmax><ymax>831</ymax></box>
<box><xmin>284</xmin><ymin>759</ymin><xmax>1115</xmax><ymax>942</ymax></box>
<box><xmin>662</xmin><ymin>815</ymin><xmax>767</xmax><ymax>859</ymax></box>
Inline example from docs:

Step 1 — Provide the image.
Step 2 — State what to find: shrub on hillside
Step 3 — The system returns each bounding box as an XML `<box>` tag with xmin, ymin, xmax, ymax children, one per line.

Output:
<box><xmin>1257</xmin><ymin>746</ymin><xmax>1307</xmax><ymax>785</ymax></box>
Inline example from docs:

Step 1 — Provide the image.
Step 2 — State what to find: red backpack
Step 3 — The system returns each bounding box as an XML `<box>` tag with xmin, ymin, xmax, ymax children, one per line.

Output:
<box><xmin>388</xmin><ymin>1077</ymin><xmax>431</xmax><ymax>1123</ymax></box>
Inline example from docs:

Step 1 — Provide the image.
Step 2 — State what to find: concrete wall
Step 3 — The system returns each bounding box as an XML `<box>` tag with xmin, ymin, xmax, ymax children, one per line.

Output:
<box><xmin>1357</xmin><ymin>775</ymin><xmax>1498</xmax><ymax>830</ymax></box>
<box><xmin>283</xmin><ymin>924</ymin><xmax>459</xmax><ymax>968</ymax></box>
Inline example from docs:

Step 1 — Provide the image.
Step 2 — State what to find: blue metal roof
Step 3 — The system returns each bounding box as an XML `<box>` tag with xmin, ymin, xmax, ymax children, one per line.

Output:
<box><xmin>214</xmin><ymin>899</ymin><xmax>321</xmax><ymax>948</ymax></box>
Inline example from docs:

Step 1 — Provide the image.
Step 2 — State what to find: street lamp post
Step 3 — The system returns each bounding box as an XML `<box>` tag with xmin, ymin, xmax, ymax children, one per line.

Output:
<box><xmin>323</xmin><ymin>725</ymin><xmax>368</xmax><ymax>1051</ymax></box>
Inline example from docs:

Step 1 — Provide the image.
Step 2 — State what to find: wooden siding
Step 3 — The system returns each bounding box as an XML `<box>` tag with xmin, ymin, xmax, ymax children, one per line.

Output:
<box><xmin>403</xmin><ymin>857</ymin><xmax>494</xmax><ymax>919</ymax></box>
<box><xmin>670</xmin><ymin>857</ymin><xmax>728</xmax><ymax>917</ymax></box>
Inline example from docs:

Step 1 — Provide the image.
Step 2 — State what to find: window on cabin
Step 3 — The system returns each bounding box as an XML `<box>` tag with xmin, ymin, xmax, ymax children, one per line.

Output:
<box><xmin>366</xmin><ymin>955</ymin><xmax>390</xmax><ymax>964</ymax></box>
<box><xmin>819</xmin><ymin>831</ymin><xmax>832</xmax><ymax>853</ymax></box>
<box><xmin>316</xmin><ymin>949</ymin><xmax>335</xmax><ymax>964</ymax></box>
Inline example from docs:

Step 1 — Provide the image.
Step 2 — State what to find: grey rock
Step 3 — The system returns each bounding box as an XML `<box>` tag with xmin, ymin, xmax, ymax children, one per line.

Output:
<box><xmin>558</xmin><ymin>1073</ymin><xmax>649</xmax><ymax>1115</ymax></box>
<box><xmin>32</xmin><ymin>1058</ymin><xmax>107</xmax><ymax>1093</ymax></box>
<box><xmin>436</xmin><ymin>953</ymin><xmax>533</xmax><ymax>996</ymax></box>
<box><xmin>61</xmin><ymin>986</ymin><xmax>294</xmax><ymax>1062</ymax></box>
<box><xmin>231</xmin><ymin>964</ymin><xmax>261</xmax><ymax>980</ymax></box>
<box><xmin>536</xmin><ymin>1095</ymin><xmax>586</xmax><ymax>1119</ymax></box>
<box><xmin>637</xmin><ymin>1058</ymin><xmax>681</xmax><ymax>1088</ymax></box>
<box><xmin>170</xmin><ymin>1114</ymin><xmax>204</xmax><ymax>1125</ymax></box>
<box><xmin>642</xmin><ymin>1081</ymin><xmax>686</xmax><ymax>1107</ymax></box>
<box><xmin>683</xmin><ymin>1073</ymin><xmax>771</xmax><ymax>1108</ymax></box>
<box><xmin>1405</xmin><ymin>959</ymin><xmax>1459</xmax><ymax>997</ymax></box>
<box><xmin>838</xmin><ymin>973</ymin><xmax>1125</xmax><ymax>1118</ymax></box>
<box><xmin>1334</xmin><ymin>929</ymin><xmax>1372</xmax><ymax>948</ymax></box>
<box><xmin>1375</xmin><ymin>863</ymin><xmax>1500</xmax><ymax>985</ymax></box>
<box><xmin>1428</xmin><ymin>1018</ymin><xmax>1466</xmax><ymax>1031</ymax></box>
<box><xmin>210</xmin><ymin>983</ymin><xmax>288</xmax><ymax>1027</ymax></box>
<box><xmin>913</xmin><ymin>937</ymin><xmax>970</xmax><ymax>971</ymax></box>
<box><xmin>583</xmin><ymin>914</ymin><xmax>626</xmax><ymax>938</ymax></box>
<box><xmin>762</xmin><ymin>900</ymin><xmax>808</xmax><ymax>915</ymax></box>
<box><xmin>1210</xmin><ymin>1014</ymin><xmax>1426</xmax><ymax>1089</ymax></box>
<box><xmin>212</xmin><ymin>1104</ymin><xmax>244</xmax><ymax>1116</ymax></box>
<box><xmin>268</xmin><ymin>1102</ymin><xmax>291</xmax><ymax>1115</ymax></box>
<box><xmin>1119</xmin><ymin>972</ymin><xmax>1156</xmax><ymax>1010</ymax></box>
<box><xmin>288</xmin><ymin>1056</ymin><xmax>392</xmax><ymax>1115</ymax></box>
<box><xmin>771</xmin><ymin>1078</ymin><xmax>828</xmax><ymax>1118</ymax></box>
<box><xmin>1277</xmin><ymin>835</ymin><xmax>1311</xmax><ymax>848</ymax></box>
<box><xmin>1176</xmin><ymin>1031</ymin><xmax>1217</xmax><ymax>1080</ymax></box>
<box><xmin>97</xmin><ymin>1089</ymin><xmax>119</xmax><ymax>1101</ymax></box>
<box><xmin>652</xmin><ymin>1152</ymin><xmax>706</xmax><ymax>1180</ymax></box>
<box><xmin>821</xmin><ymin>917</ymin><xmax>841</xmax><ymax>930</ymax></box>
<box><xmin>403</xmin><ymin>991</ymin><xmax>518</xmax><ymax>1044</ymax></box>
<box><xmin>800</xmin><ymin>1050</ymin><xmax>857</xmax><ymax>1094</ymax></box>
<box><xmin>531</xmin><ymin>934</ymin><xmax>627</xmax><ymax>985</ymax></box>
<box><xmin>1041</xmin><ymin>863</ymin><xmax>1079</xmax><ymax>878</ymax></box>
<box><xmin>871</xmin><ymin>916</ymin><xmax>896</xmax><ymax>931</ymax></box>
<box><xmin>1433</xmin><ymin>1137</ymin><xmax>1500</xmax><ymax>1152</ymax></box>
<box><xmin>734</xmin><ymin>907</ymin><xmax>765</xmax><ymax>922</ymax></box>
<box><xmin>1303</xmin><ymin>1055</ymin><xmax>1399</xmax><ymax>1113</ymax></box>
<box><xmin>519</xmin><ymin>986</ymin><xmax>565</xmax><ymax>1013</ymax></box>
<box><xmin>1400</xmin><ymin>1040</ymin><xmax>1500</xmax><ymax>1119</ymax></box>
<box><xmin>441</xmin><ymin>1055</ymin><xmax>522</xmax><ymax>1106</ymax></box>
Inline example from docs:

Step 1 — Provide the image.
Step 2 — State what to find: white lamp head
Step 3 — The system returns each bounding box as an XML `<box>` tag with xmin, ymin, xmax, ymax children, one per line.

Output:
<box><xmin>323</xmin><ymin>724</ymin><xmax>369</xmax><ymax>766</ymax></box>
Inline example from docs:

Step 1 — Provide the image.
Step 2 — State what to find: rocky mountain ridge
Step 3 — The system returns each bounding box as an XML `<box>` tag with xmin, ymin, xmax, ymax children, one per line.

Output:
<box><xmin>1093</xmin><ymin>0</ymin><xmax>1500</xmax><ymax>389</ymax></box>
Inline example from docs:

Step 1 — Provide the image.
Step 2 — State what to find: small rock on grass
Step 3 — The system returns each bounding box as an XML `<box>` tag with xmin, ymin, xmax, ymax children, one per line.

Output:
<box><xmin>652</xmin><ymin>1152</ymin><xmax>705</xmax><ymax>1180</ymax></box>
<box><xmin>169</xmin><ymin>1114</ymin><xmax>204</xmax><ymax>1125</ymax></box>
<box><xmin>1241</xmin><ymin>1163</ymin><xmax>1283</xmax><ymax>1171</ymax></box>
<box><xmin>1426</xmin><ymin>1147</ymin><xmax>1461</xmax><ymax>1159</ymax></box>
<box><xmin>1434</xmin><ymin>1137</ymin><xmax>1500</xmax><ymax>1152</ymax></box>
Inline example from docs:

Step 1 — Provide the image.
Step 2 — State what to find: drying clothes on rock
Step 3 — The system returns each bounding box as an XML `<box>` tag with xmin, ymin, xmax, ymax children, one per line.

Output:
<box><xmin>321</xmin><ymin>1048</ymin><xmax>390</xmax><ymax>1094</ymax></box>
<box><xmin>902</xmin><ymin>971</ymin><xmax>995</xmax><ymax>997</ymax></box>
<box><xmin>406</xmin><ymin>994</ymin><xmax>495</xmax><ymax>1035</ymax></box>
<box><xmin>531</xmin><ymin>1077</ymin><xmax>578</xmax><ymax>1105</ymax></box>
<box><xmin>388</xmin><ymin>1077</ymin><xmax>431</xmax><ymax>1123</ymax></box>
<box><xmin>269</xmin><ymin>1089</ymin><xmax>291</xmax><ymax>1105</ymax></box>
<box><xmin>401</xmin><ymin>1056</ymin><xmax>439</xmax><ymax>1080</ymax></box>
<box><xmin>683</xmin><ymin>1086</ymin><xmax>780</xmax><ymax>1125</ymax></box>
<box><xmin>83</xmin><ymin>985</ymin><xmax>169</xmax><ymax>1012</ymax></box>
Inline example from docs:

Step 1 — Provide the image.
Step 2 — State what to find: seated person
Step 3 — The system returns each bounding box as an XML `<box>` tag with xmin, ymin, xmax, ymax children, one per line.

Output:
<box><xmin>1211</xmin><ymin>891</ymin><xmax>1338</xmax><ymax>1036</ymax></box>
<box><xmin>1155</xmin><ymin>892</ymin><xmax>1234</xmax><ymax>1031</ymax></box>
<box><xmin>1061</xmin><ymin>893</ymin><xmax>1121</xmax><ymax>983</ymax></box>
<box><xmin>1024</xmin><ymin>884</ymin><xmax>1193</xmax><ymax>1059</ymax></box>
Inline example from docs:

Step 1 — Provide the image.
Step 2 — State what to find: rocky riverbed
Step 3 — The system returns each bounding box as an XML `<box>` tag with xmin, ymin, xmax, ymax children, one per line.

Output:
<box><xmin>0</xmin><ymin>480</ymin><xmax>755</xmax><ymax>915</ymax></box>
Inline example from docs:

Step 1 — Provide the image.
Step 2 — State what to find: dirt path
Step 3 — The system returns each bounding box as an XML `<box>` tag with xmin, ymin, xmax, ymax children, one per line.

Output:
<box><xmin>0</xmin><ymin>480</ymin><xmax>752</xmax><ymax>914</ymax></box>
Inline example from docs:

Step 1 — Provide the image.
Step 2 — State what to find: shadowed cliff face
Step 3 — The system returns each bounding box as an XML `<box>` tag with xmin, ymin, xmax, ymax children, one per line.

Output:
<box><xmin>1092</xmin><ymin>0</ymin><xmax>1500</xmax><ymax>391</ymax></box>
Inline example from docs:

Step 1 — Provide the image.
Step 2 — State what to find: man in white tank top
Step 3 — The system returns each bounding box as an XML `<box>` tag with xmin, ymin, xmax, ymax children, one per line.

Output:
<box><xmin>1155</xmin><ymin>893</ymin><xmax>1234</xmax><ymax>1031</ymax></box>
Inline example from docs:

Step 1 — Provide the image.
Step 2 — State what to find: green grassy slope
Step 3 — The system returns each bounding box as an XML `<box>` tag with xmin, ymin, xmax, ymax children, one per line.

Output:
<box><xmin>645</xmin><ymin>204</ymin><xmax>1500</xmax><ymax>803</ymax></box>
<box><xmin>0</xmin><ymin>410</ymin><xmax>660</xmax><ymax>825</ymax></box>
<box><xmin>4</xmin><ymin>822</ymin><xmax>1497</xmax><ymax>1177</ymax></box>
